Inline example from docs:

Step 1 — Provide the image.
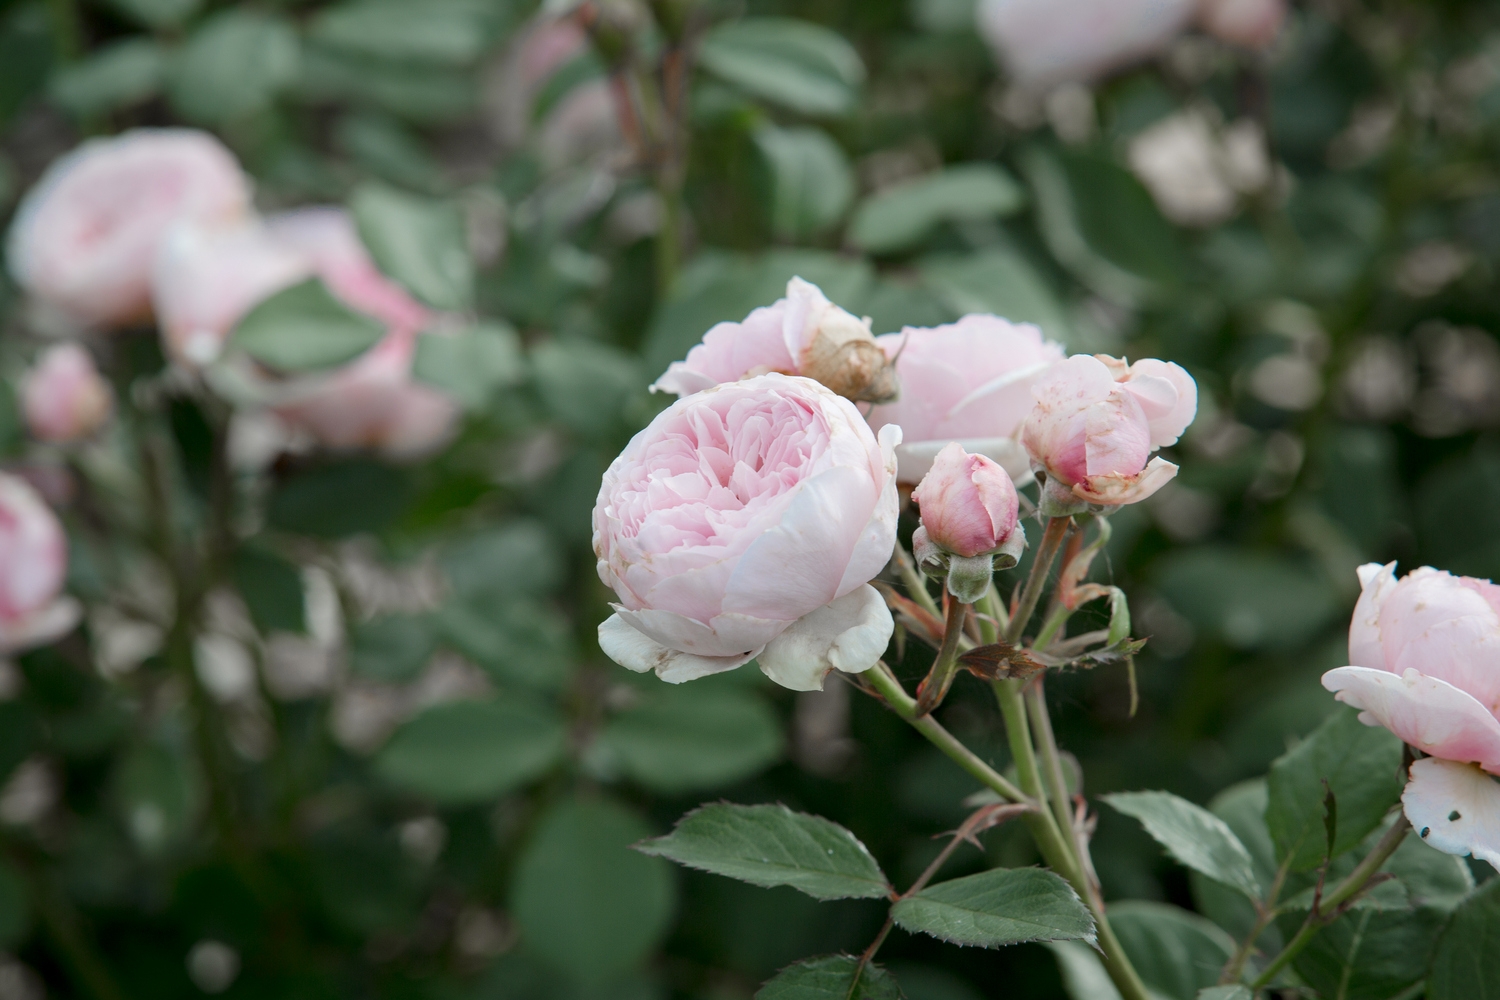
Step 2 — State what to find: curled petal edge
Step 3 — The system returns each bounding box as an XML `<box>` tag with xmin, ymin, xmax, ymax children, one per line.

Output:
<box><xmin>1403</xmin><ymin>757</ymin><xmax>1500</xmax><ymax>871</ymax></box>
<box><xmin>597</xmin><ymin>613</ymin><xmax>760</xmax><ymax>684</ymax></box>
<box><xmin>1073</xmin><ymin>456</ymin><xmax>1179</xmax><ymax>506</ymax></box>
<box><xmin>0</xmin><ymin>597</ymin><xmax>82</xmax><ymax>655</ymax></box>
<box><xmin>1322</xmin><ymin>665</ymin><xmax>1500</xmax><ymax>773</ymax></box>
<box><xmin>757</xmin><ymin>585</ymin><xmax>894</xmax><ymax>692</ymax></box>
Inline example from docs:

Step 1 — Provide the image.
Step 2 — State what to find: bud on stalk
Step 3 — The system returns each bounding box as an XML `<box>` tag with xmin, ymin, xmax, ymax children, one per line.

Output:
<box><xmin>912</xmin><ymin>443</ymin><xmax>1025</xmax><ymax>603</ymax></box>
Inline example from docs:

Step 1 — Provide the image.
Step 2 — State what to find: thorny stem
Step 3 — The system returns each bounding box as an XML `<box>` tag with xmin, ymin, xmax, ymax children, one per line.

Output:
<box><xmin>1219</xmin><ymin>856</ymin><xmax>1292</xmax><ymax>985</ymax></box>
<box><xmin>1026</xmin><ymin>678</ymin><xmax>1080</xmax><ymax>856</ymax></box>
<box><xmin>914</xmin><ymin>599</ymin><xmax>968</xmax><ymax>716</ymax></box>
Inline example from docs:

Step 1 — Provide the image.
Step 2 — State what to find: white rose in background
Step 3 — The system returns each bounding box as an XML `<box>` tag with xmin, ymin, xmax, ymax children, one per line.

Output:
<box><xmin>21</xmin><ymin>344</ymin><xmax>115</xmax><ymax>444</ymax></box>
<box><xmin>1128</xmin><ymin>107</ymin><xmax>1272</xmax><ymax>227</ymax></box>
<box><xmin>594</xmin><ymin>373</ymin><xmax>898</xmax><ymax>691</ymax></box>
<box><xmin>0</xmin><ymin>474</ymin><xmax>80</xmax><ymax>655</ymax></box>
<box><xmin>6</xmin><ymin>129</ymin><xmax>251</xmax><ymax>329</ymax></box>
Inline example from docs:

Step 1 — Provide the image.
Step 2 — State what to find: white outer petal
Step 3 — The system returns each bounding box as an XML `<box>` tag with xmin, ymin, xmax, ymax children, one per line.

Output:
<box><xmin>895</xmin><ymin>437</ymin><xmax>1032</xmax><ymax>486</ymax></box>
<box><xmin>598</xmin><ymin>614</ymin><xmax>759</xmax><ymax>683</ymax></box>
<box><xmin>649</xmin><ymin>364</ymin><xmax>716</xmax><ymax>397</ymax></box>
<box><xmin>1348</xmin><ymin>561</ymin><xmax>1397</xmax><ymax>670</ymax></box>
<box><xmin>1322</xmin><ymin>666</ymin><xmax>1500</xmax><ymax>772</ymax></box>
<box><xmin>612</xmin><ymin>605</ymin><xmax>789</xmax><ymax>658</ymax></box>
<box><xmin>1403</xmin><ymin>757</ymin><xmax>1500</xmax><ymax>871</ymax></box>
<box><xmin>756</xmin><ymin>585</ymin><xmax>894</xmax><ymax>692</ymax></box>
<box><xmin>0</xmin><ymin>597</ymin><xmax>81</xmax><ymax>655</ymax></box>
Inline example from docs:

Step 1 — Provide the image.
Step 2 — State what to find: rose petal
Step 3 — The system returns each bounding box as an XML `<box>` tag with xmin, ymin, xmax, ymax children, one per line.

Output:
<box><xmin>1074</xmin><ymin>456</ymin><xmax>1178</xmax><ymax>505</ymax></box>
<box><xmin>756</xmin><ymin>585</ymin><xmax>894</xmax><ymax>691</ymax></box>
<box><xmin>895</xmin><ymin>437</ymin><xmax>1032</xmax><ymax>486</ymax></box>
<box><xmin>1322</xmin><ymin>666</ymin><xmax>1500</xmax><ymax>772</ymax></box>
<box><xmin>1349</xmin><ymin>561</ymin><xmax>1398</xmax><ymax>671</ymax></box>
<box><xmin>598</xmin><ymin>614</ymin><xmax>759</xmax><ymax>682</ymax></box>
<box><xmin>1403</xmin><ymin>757</ymin><xmax>1500</xmax><ymax>870</ymax></box>
<box><xmin>612</xmin><ymin>605</ymin><xmax>789</xmax><ymax>659</ymax></box>
<box><xmin>0</xmin><ymin>597</ymin><xmax>82</xmax><ymax>655</ymax></box>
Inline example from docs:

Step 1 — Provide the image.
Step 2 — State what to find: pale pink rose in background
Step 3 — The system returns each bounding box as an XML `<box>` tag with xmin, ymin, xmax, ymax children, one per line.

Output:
<box><xmin>975</xmin><ymin>0</ymin><xmax>1196</xmax><ymax>88</ymax></box>
<box><xmin>595</xmin><ymin>373</ymin><xmax>899</xmax><ymax>691</ymax></box>
<box><xmin>6</xmin><ymin>129</ymin><xmax>251</xmax><ymax>329</ymax></box>
<box><xmin>866</xmin><ymin>314</ymin><xmax>1064</xmax><ymax>484</ymax></box>
<box><xmin>1022</xmin><ymin>354</ymin><xmax>1197</xmax><ymax>506</ymax></box>
<box><xmin>1197</xmin><ymin>0</ymin><xmax>1286</xmax><ymax>50</ymax></box>
<box><xmin>489</xmin><ymin>16</ymin><xmax>623</xmax><ymax>167</ymax></box>
<box><xmin>0</xmin><ymin>473</ymin><xmax>80</xmax><ymax>654</ymax></box>
<box><xmin>912</xmin><ymin>443</ymin><xmax>1021</xmax><ymax>559</ymax></box>
<box><xmin>21</xmin><ymin>344</ymin><xmax>114</xmax><ymax>444</ymax></box>
<box><xmin>1323</xmin><ymin>563</ymin><xmax>1500</xmax><ymax>868</ymax></box>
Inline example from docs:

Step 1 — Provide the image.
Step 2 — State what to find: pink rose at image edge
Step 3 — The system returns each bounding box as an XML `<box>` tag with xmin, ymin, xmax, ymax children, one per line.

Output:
<box><xmin>1323</xmin><ymin>563</ymin><xmax>1500</xmax><ymax>868</ymax></box>
<box><xmin>594</xmin><ymin>373</ymin><xmax>899</xmax><ymax>692</ymax></box>
<box><xmin>867</xmin><ymin>313</ymin><xmax>1065</xmax><ymax>484</ymax></box>
<box><xmin>975</xmin><ymin>0</ymin><xmax>1196</xmax><ymax>88</ymax></box>
<box><xmin>0</xmin><ymin>473</ymin><xmax>80</xmax><ymax>654</ymax></box>
<box><xmin>1197</xmin><ymin>0</ymin><xmax>1287</xmax><ymax>50</ymax></box>
<box><xmin>21</xmin><ymin>343</ymin><xmax>115</xmax><ymax>444</ymax></box>
<box><xmin>1022</xmin><ymin>353</ymin><xmax>1197</xmax><ymax>506</ymax></box>
<box><xmin>6</xmin><ymin>129</ymin><xmax>252</xmax><ymax>329</ymax></box>
<box><xmin>911</xmin><ymin>442</ymin><xmax>1020</xmax><ymax>559</ymax></box>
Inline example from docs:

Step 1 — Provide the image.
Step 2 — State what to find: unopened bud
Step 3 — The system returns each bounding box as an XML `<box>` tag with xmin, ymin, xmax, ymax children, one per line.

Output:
<box><xmin>911</xmin><ymin>443</ymin><xmax>1026</xmax><ymax>602</ymax></box>
<box><xmin>21</xmin><ymin>344</ymin><xmax>114</xmax><ymax>444</ymax></box>
<box><xmin>786</xmin><ymin>277</ymin><xmax>899</xmax><ymax>404</ymax></box>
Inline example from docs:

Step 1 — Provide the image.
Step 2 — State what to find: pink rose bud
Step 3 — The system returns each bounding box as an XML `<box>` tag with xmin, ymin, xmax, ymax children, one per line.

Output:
<box><xmin>1022</xmin><ymin>353</ymin><xmax>1197</xmax><ymax>512</ymax></box>
<box><xmin>912</xmin><ymin>443</ymin><xmax>1025</xmax><ymax>602</ymax></box>
<box><xmin>1197</xmin><ymin>0</ymin><xmax>1285</xmax><ymax>50</ymax></box>
<box><xmin>595</xmin><ymin>373</ymin><xmax>900</xmax><ymax>691</ymax></box>
<box><xmin>6</xmin><ymin>129</ymin><xmax>251</xmax><ymax>329</ymax></box>
<box><xmin>0</xmin><ymin>473</ymin><xmax>81</xmax><ymax>655</ymax></box>
<box><xmin>976</xmin><ymin>0</ymin><xmax>1195</xmax><ymax>88</ymax></box>
<box><xmin>1323</xmin><ymin>564</ymin><xmax>1500</xmax><ymax>869</ymax></box>
<box><xmin>866</xmin><ymin>314</ymin><xmax>1065</xmax><ymax>485</ymax></box>
<box><xmin>21</xmin><ymin>344</ymin><xmax>114</xmax><ymax>444</ymax></box>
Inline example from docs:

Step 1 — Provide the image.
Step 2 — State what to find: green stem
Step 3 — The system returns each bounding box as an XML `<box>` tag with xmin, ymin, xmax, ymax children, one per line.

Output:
<box><xmin>914</xmin><ymin>599</ymin><xmax>969</xmax><ymax>716</ymax></box>
<box><xmin>1248</xmin><ymin>816</ymin><xmax>1411</xmax><ymax>992</ymax></box>
<box><xmin>1026</xmin><ymin>679</ymin><xmax>1079</xmax><ymax>855</ymax></box>
<box><xmin>1219</xmin><ymin>857</ymin><xmax>1291</xmax><ymax>985</ymax></box>
<box><xmin>894</xmin><ymin>543</ymin><xmax>942</xmax><ymax>620</ymax></box>
<box><xmin>1005</xmin><ymin>517</ymin><xmax>1071</xmax><ymax>645</ymax></box>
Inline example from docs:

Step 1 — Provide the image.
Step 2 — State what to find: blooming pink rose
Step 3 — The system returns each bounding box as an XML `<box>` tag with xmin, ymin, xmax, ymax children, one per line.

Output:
<box><xmin>866</xmin><ymin>314</ymin><xmax>1064</xmax><ymax>484</ymax></box>
<box><xmin>21</xmin><ymin>344</ymin><xmax>114</xmax><ymax>444</ymax></box>
<box><xmin>1197</xmin><ymin>0</ymin><xmax>1285</xmax><ymax>49</ymax></box>
<box><xmin>976</xmin><ymin>0</ymin><xmax>1196</xmax><ymax>87</ymax></box>
<box><xmin>912</xmin><ymin>443</ymin><xmax>1021</xmax><ymax>559</ymax></box>
<box><xmin>594</xmin><ymin>373</ymin><xmax>900</xmax><ymax>691</ymax></box>
<box><xmin>0</xmin><ymin>473</ymin><xmax>80</xmax><ymax>654</ymax></box>
<box><xmin>7</xmin><ymin>129</ymin><xmax>251</xmax><ymax>329</ymax></box>
<box><xmin>652</xmin><ymin>278</ymin><xmax>896</xmax><ymax>403</ymax></box>
<box><xmin>1323</xmin><ymin>564</ymin><xmax>1500</xmax><ymax>868</ymax></box>
<box><xmin>1022</xmin><ymin>354</ymin><xmax>1196</xmax><ymax>507</ymax></box>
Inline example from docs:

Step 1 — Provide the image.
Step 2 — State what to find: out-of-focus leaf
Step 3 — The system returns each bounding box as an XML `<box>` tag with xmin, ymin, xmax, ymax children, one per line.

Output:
<box><xmin>893</xmin><ymin>868</ymin><xmax>1095</xmax><ymax>949</ymax></box>
<box><xmin>300</xmin><ymin>45</ymin><xmax>475</xmax><ymax>123</ymax></box>
<box><xmin>851</xmin><ymin>164</ymin><xmax>1025</xmax><ymax>255</ymax></box>
<box><xmin>374</xmin><ymin>698</ymin><xmax>567</xmax><ymax>804</ymax></box>
<box><xmin>637</xmin><ymin>802</ymin><xmax>889</xmax><ymax>900</ymax></box>
<box><xmin>754</xmin><ymin>125</ymin><xmax>854</xmax><ymax>240</ymax></box>
<box><xmin>231</xmin><ymin>546</ymin><xmax>305</xmax><ymax>634</ymax></box>
<box><xmin>1266</xmin><ymin>708</ymin><xmax>1404</xmax><ymax>872</ymax></box>
<box><xmin>351</xmin><ymin>182</ymin><xmax>474</xmax><ymax>310</ymax></box>
<box><xmin>1418</xmin><ymin>444</ymin><xmax>1500</xmax><ymax>581</ymax></box>
<box><xmin>698</xmin><ymin>18</ymin><xmax>864</xmax><ymax>117</ymax></box>
<box><xmin>232</xmin><ymin>278</ymin><xmax>385</xmax><ymax>372</ymax></box>
<box><xmin>49</xmin><ymin>38</ymin><xmax>165</xmax><ymax>118</ymax></box>
<box><xmin>511</xmin><ymin>798</ymin><xmax>675</xmax><ymax>986</ymax></box>
<box><xmin>103</xmin><ymin>0</ymin><xmax>200</xmax><ymax>29</ymax></box>
<box><xmin>530</xmin><ymin>339</ymin><xmax>643</xmax><ymax>440</ymax></box>
<box><xmin>1188</xmin><ymin>780</ymin><xmax>1281</xmax><ymax>950</ymax></box>
<box><xmin>593</xmin><ymin>685</ymin><xmax>783</xmax><ymax>793</ymax></box>
<box><xmin>0</xmin><ymin>860</ymin><xmax>28</xmax><ymax>949</ymax></box>
<box><xmin>1196</xmin><ymin>988</ymin><xmax>1251</xmax><ymax>1000</ymax></box>
<box><xmin>756</xmin><ymin>955</ymin><xmax>901</xmax><ymax>1000</ymax></box>
<box><xmin>413</xmin><ymin>322</ymin><xmax>524</xmax><ymax>411</ymax></box>
<box><xmin>335</xmin><ymin>111</ymin><xmax>444</xmax><ymax>192</ymax></box>
<box><xmin>439</xmin><ymin>520</ymin><xmax>564</xmax><ymax>602</ymax></box>
<box><xmin>433</xmin><ymin>597</ymin><xmax>574</xmax><ymax>690</ymax></box>
<box><xmin>0</xmin><ymin>383</ymin><xmax>20</xmax><ymax>457</ymax></box>
<box><xmin>1102</xmin><ymin>791</ymin><xmax>1261</xmax><ymax>899</ymax></box>
<box><xmin>348</xmin><ymin>615</ymin><xmax>436</xmax><ymax>682</ymax></box>
<box><xmin>0</xmin><ymin>6</ymin><xmax>51</xmax><ymax>129</ymax></box>
<box><xmin>268</xmin><ymin>459</ymin><xmax>409</xmax><ymax>538</ymax></box>
<box><xmin>309</xmin><ymin>0</ymin><xmax>497</xmax><ymax>65</ymax></box>
<box><xmin>1048</xmin><ymin>940</ymin><xmax>1121</xmax><ymax>1000</ymax></box>
<box><xmin>169</xmin><ymin>10</ymin><xmax>299</xmax><ymax>124</ymax></box>
<box><xmin>1108</xmin><ymin>901</ymin><xmax>1236</xmax><ymax>1000</ymax></box>
<box><xmin>1428</xmin><ymin>877</ymin><xmax>1500</xmax><ymax>1000</ymax></box>
<box><xmin>308</xmin><ymin>828</ymin><xmax>421</xmax><ymax>935</ymax></box>
<box><xmin>114</xmin><ymin>743</ymin><xmax>200</xmax><ymax>856</ymax></box>
<box><xmin>920</xmin><ymin>249</ymin><xmax>1072</xmax><ymax>345</ymax></box>
<box><xmin>1153</xmin><ymin>547</ymin><xmax>1340</xmax><ymax>651</ymax></box>
<box><xmin>0</xmin><ymin>703</ymin><xmax>37</xmax><ymax>788</ymax></box>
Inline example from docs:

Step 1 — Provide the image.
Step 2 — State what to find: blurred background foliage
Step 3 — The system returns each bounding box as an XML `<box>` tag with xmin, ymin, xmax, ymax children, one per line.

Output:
<box><xmin>0</xmin><ymin>0</ymin><xmax>1499</xmax><ymax>998</ymax></box>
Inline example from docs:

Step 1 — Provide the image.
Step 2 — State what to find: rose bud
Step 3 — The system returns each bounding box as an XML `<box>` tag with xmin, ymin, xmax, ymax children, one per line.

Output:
<box><xmin>1022</xmin><ymin>353</ymin><xmax>1197</xmax><ymax>513</ymax></box>
<box><xmin>595</xmin><ymin>373</ymin><xmax>899</xmax><ymax>691</ymax></box>
<box><xmin>0</xmin><ymin>473</ymin><xmax>81</xmax><ymax>655</ymax></box>
<box><xmin>6</xmin><ymin>129</ymin><xmax>251</xmax><ymax>330</ymax></box>
<box><xmin>976</xmin><ymin>0</ymin><xmax>1195</xmax><ymax>88</ymax></box>
<box><xmin>1323</xmin><ymin>564</ymin><xmax>1500</xmax><ymax>869</ymax></box>
<box><xmin>866</xmin><ymin>314</ymin><xmax>1064</xmax><ymax>485</ymax></box>
<box><xmin>1197</xmin><ymin>0</ymin><xmax>1285</xmax><ymax>50</ymax></box>
<box><xmin>652</xmin><ymin>277</ymin><xmax>898</xmax><ymax>404</ymax></box>
<box><xmin>911</xmin><ymin>443</ymin><xmax>1025</xmax><ymax>603</ymax></box>
<box><xmin>21</xmin><ymin>344</ymin><xmax>115</xmax><ymax>444</ymax></box>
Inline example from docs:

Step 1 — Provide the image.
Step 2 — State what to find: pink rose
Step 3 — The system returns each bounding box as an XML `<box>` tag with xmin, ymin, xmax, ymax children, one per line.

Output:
<box><xmin>1022</xmin><ymin>354</ymin><xmax>1196</xmax><ymax>508</ymax></box>
<box><xmin>913</xmin><ymin>443</ymin><xmax>1021</xmax><ymax>559</ymax></box>
<box><xmin>976</xmin><ymin>0</ymin><xmax>1196</xmax><ymax>88</ymax></box>
<box><xmin>490</xmin><ymin>16</ymin><xmax>623</xmax><ymax>168</ymax></box>
<box><xmin>0</xmin><ymin>473</ymin><xmax>80</xmax><ymax>654</ymax></box>
<box><xmin>1323</xmin><ymin>564</ymin><xmax>1500</xmax><ymax>868</ymax></box>
<box><xmin>7</xmin><ymin>129</ymin><xmax>251</xmax><ymax>329</ymax></box>
<box><xmin>652</xmin><ymin>277</ymin><xmax>896</xmax><ymax>403</ymax></box>
<box><xmin>866</xmin><ymin>314</ymin><xmax>1064</xmax><ymax>484</ymax></box>
<box><xmin>21</xmin><ymin>344</ymin><xmax>115</xmax><ymax>444</ymax></box>
<box><xmin>1197</xmin><ymin>0</ymin><xmax>1285</xmax><ymax>50</ymax></box>
<box><xmin>594</xmin><ymin>373</ymin><xmax>900</xmax><ymax>691</ymax></box>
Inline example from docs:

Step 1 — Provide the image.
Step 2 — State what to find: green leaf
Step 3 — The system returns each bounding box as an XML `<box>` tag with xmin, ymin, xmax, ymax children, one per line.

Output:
<box><xmin>373</xmin><ymin>698</ymin><xmax>566</xmax><ymax>804</ymax></box>
<box><xmin>412</xmin><ymin>322</ymin><xmax>524</xmax><ymax>411</ymax></box>
<box><xmin>114</xmin><ymin>743</ymin><xmax>201</xmax><ymax>856</ymax></box>
<box><xmin>301</xmin><ymin>45</ymin><xmax>475</xmax><ymax>123</ymax></box>
<box><xmin>0</xmin><ymin>860</ymin><xmax>28</xmax><ymax>949</ymax></box>
<box><xmin>169</xmin><ymin>10</ymin><xmax>299</xmax><ymax>125</ymax></box>
<box><xmin>1196</xmin><ymin>989</ymin><xmax>1252</xmax><ymax>1000</ymax></box>
<box><xmin>530</xmin><ymin>339</ymin><xmax>644</xmax><ymax>440</ymax></box>
<box><xmin>1188</xmin><ymin>780</ymin><xmax>1282</xmax><ymax>951</ymax></box>
<box><xmin>231</xmin><ymin>546</ymin><xmax>305</xmax><ymax>634</ymax></box>
<box><xmin>232</xmin><ymin>278</ymin><xmax>385</xmax><ymax>372</ymax></box>
<box><xmin>1109</xmin><ymin>901</ymin><xmax>1236</xmax><ymax>1000</ymax></box>
<box><xmin>335</xmin><ymin>111</ymin><xmax>443</xmax><ymax>192</ymax></box>
<box><xmin>698</xmin><ymin>18</ymin><xmax>864</xmax><ymax>117</ymax></box>
<box><xmin>1048</xmin><ymin>941</ymin><xmax>1122</xmax><ymax>1000</ymax></box>
<box><xmin>1102</xmin><ymin>791</ymin><xmax>1261</xmax><ymax>899</ymax></box>
<box><xmin>1290</xmin><ymin>906</ymin><xmax>1443</xmax><ymax>1000</ymax></box>
<box><xmin>850</xmin><ymin>164</ymin><xmax>1026</xmax><ymax>255</ymax></box>
<box><xmin>1428</xmin><ymin>877</ymin><xmax>1500</xmax><ymax>1000</ymax></box>
<box><xmin>636</xmin><ymin>802</ymin><xmax>889</xmax><ymax>900</ymax></box>
<box><xmin>594</xmin><ymin>686</ymin><xmax>783</xmax><ymax>793</ymax></box>
<box><xmin>756</xmin><ymin>955</ymin><xmax>901</xmax><ymax>1000</ymax></box>
<box><xmin>432</xmin><ymin>597</ymin><xmax>574</xmax><ymax>690</ymax></box>
<box><xmin>309</xmin><ymin>0</ymin><xmax>496</xmax><ymax>65</ymax></box>
<box><xmin>439</xmin><ymin>521</ymin><xmax>565</xmax><ymax>602</ymax></box>
<box><xmin>268</xmin><ymin>459</ymin><xmax>409</xmax><ymax>538</ymax></box>
<box><xmin>1266</xmin><ymin>707</ymin><xmax>1405</xmax><ymax>872</ymax></box>
<box><xmin>920</xmin><ymin>249</ymin><xmax>1072</xmax><ymax>345</ymax></box>
<box><xmin>511</xmin><ymin>798</ymin><xmax>675</xmax><ymax>986</ymax></box>
<box><xmin>348</xmin><ymin>615</ymin><xmax>436</xmax><ymax>683</ymax></box>
<box><xmin>351</xmin><ymin>182</ymin><xmax>474</xmax><ymax>310</ymax></box>
<box><xmin>102</xmin><ymin>0</ymin><xmax>200</xmax><ymax>29</ymax></box>
<box><xmin>1154</xmin><ymin>547</ymin><xmax>1341</xmax><ymax>652</ymax></box>
<box><xmin>754</xmin><ymin>125</ymin><xmax>855</xmax><ymax>241</ymax></box>
<box><xmin>891</xmin><ymin>868</ymin><xmax>1096</xmax><ymax>948</ymax></box>
<box><xmin>49</xmin><ymin>38</ymin><xmax>165</xmax><ymax>118</ymax></box>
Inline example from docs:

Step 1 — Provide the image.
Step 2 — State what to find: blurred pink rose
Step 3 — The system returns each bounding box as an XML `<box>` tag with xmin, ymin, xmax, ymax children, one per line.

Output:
<box><xmin>653</xmin><ymin>277</ymin><xmax>895</xmax><ymax>403</ymax></box>
<box><xmin>490</xmin><ymin>16</ymin><xmax>623</xmax><ymax>167</ymax></box>
<box><xmin>0</xmin><ymin>473</ymin><xmax>80</xmax><ymax>654</ymax></box>
<box><xmin>1022</xmin><ymin>354</ymin><xmax>1196</xmax><ymax>507</ymax></box>
<box><xmin>1324</xmin><ymin>564</ymin><xmax>1500</xmax><ymax>868</ymax></box>
<box><xmin>866</xmin><ymin>314</ymin><xmax>1064</xmax><ymax>484</ymax></box>
<box><xmin>1197</xmin><ymin>0</ymin><xmax>1285</xmax><ymax>49</ymax></box>
<box><xmin>912</xmin><ymin>443</ymin><xmax>1021</xmax><ymax>559</ymax></box>
<box><xmin>976</xmin><ymin>0</ymin><xmax>1196</xmax><ymax>88</ymax></box>
<box><xmin>21</xmin><ymin>344</ymin><xmax>114</xmax><ymax>444</ymax></box>
<box><xmin>595</xmin><ymin>373</ymin><xmax>899</xmax><ymax>691</ymax></box>
<box><xmin>7</xmin><ymin>129</ymin><xmax>251</xmax><ymax>329</ymax></box>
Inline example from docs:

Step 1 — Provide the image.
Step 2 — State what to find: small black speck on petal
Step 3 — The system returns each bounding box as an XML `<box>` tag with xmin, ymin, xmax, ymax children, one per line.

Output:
<box><xmin>1421</xmin><ymin>827</ymin><xmax>1431</xmax><ymax>838</ymax></box>
<box><xmin>1449</xmin><ymin>810</ymin><xmax>1462</xmax><ymax>821</ymax></box>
